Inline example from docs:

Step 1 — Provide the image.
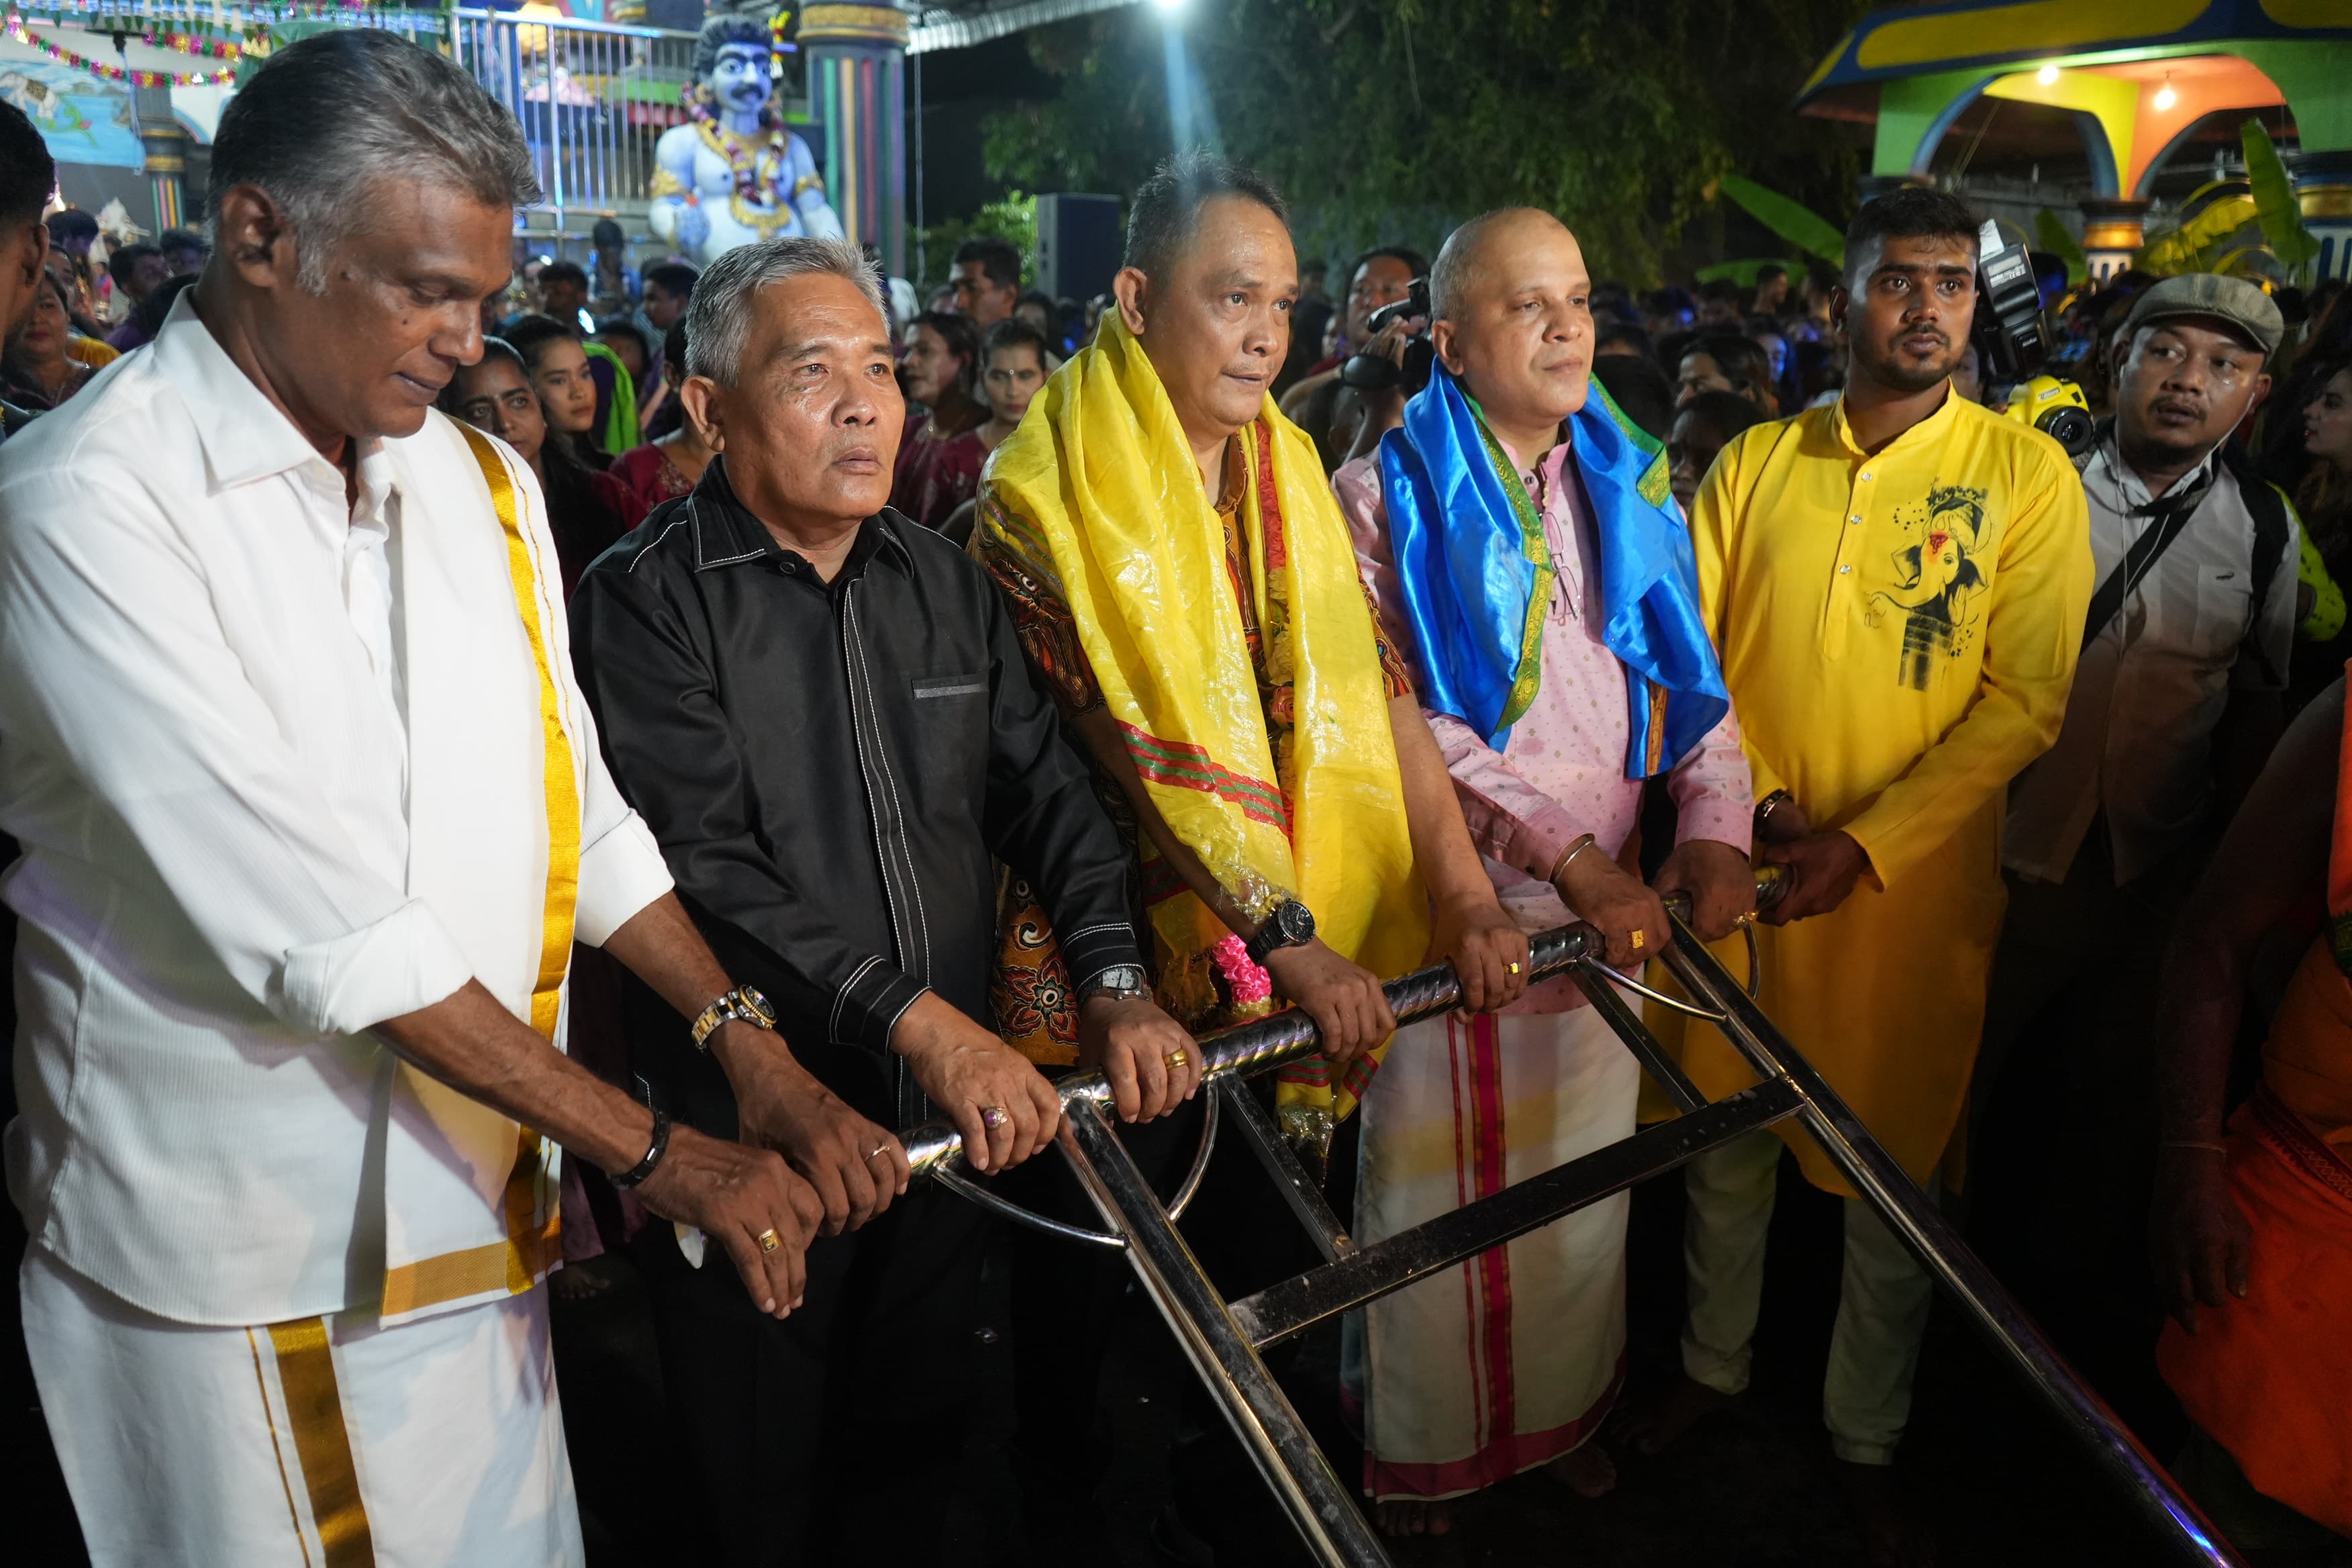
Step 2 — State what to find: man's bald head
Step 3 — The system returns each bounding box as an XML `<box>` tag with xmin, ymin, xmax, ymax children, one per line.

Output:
<box><xmin>1428</xmin><ymin>207</ymin><xmax>1594</xmax><ymax>454</ymax></box>
<box><xmin>1430</xmin><ymin>208</ymin><xmax>1575</xmax><ymax>324</ymax></box>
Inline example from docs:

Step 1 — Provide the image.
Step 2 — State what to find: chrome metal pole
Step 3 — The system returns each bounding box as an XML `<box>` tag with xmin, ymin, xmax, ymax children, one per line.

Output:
<box><xmin>1657</xmin><ymin>922</ymin><xmax>2247</xmax><ymax>1568</ymax></box>
<box><xmin>899</xmin><ymin>923</ymin><xmax>1602</xmax><ymax>1179</ymax></box>
<box><xmin>1058</xmin><ymin>1097</ymin><xmax>1392</xmax><ymax>1568</ymax></box>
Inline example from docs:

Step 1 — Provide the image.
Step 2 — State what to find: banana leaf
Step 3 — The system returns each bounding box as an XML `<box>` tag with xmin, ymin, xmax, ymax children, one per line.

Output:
<box><xmin>2137</xmin><ymin>187</ymin><xmax>2260</xmax><ymax>277</ymax></box>
<box><xmin>2241</xmin><ymin>117</ymin><xmax>2319</xmax><ymax>279</ymax></box>
<box><xmin>1696</xmin><ymin>258</ymin><xmax>1785</xmax><ymax>287</ymax></box>
<box><xmin>1716</xmin><ymin>175</ymin><xmax>1845</xmax><ymax>268</ymax></box>
<box><xmin>2032</xmin><ymin>209</ymin><xmax>2088</xmax><ymax>287</ymax></box>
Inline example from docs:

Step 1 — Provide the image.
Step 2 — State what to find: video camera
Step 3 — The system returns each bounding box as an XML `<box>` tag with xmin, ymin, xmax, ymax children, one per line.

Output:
<box><xmin>1971</xmin><ymin>218</ymin><xmax>2093</xmax><ymax>456</ymax></box>
<box><xmin>1338</xmin><ymin>276</ymin><xmax>1436</xmax><ymax>397</ymax></box>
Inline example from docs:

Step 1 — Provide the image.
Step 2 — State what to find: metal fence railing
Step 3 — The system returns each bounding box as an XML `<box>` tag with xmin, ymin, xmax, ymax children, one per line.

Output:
<box><xmin>451</xmin><ymin>7</ymin><xmax>699</xmax><ymax>217</ymax></box>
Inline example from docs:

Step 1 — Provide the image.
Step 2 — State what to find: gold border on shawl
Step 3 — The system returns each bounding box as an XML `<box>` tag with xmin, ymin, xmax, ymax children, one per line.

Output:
<box><xmin>1469</xmin><ymin>413</ymin><xmax>1555</xmax><ymax>733</ymax></box>
<box><xmin>266</xmin><ymin>1317</ymin><xmax>375</xmax><ymax>1568</ymax></box>
<box><xmin>379</xmin><ymin>427</ymin><xmax>581</xmax><ymax>1316</ymax></box>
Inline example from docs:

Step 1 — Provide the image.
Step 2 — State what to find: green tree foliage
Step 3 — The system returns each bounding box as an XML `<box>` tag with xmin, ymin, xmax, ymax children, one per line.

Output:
<box><xmin>979</xmin><ymin>0</ymin><xmax>1870</xmax><ymax>285</ymax></box>
<box><xmin>910</xmin><ymin>192</ymin><xmax>1040</xmax><ymax>296</ymax></box>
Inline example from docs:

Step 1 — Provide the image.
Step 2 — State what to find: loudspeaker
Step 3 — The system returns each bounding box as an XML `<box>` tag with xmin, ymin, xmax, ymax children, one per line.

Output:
<box><xmin>1033</xmin><ymin>193</ymin><xmax>1122</xmax><ymax>303</ymax></box>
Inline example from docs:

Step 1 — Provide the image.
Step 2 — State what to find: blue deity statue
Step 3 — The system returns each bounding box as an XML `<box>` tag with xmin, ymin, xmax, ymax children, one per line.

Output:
<box><xmin>649</xmin><ymin>9</ymin><xmax>842</xmax><ymax>263</ymax></box>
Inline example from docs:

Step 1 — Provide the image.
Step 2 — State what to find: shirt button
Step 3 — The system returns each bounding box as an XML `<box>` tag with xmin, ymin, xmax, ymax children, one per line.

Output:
<box><xmin>1849</xmin><ymin>515</ymin><xmax>1861</xmax><ymax>524</ymax></box>
<box><xmin>1839</xmin><ymin>565</ymin><xmax>1852</xmax><ymax>574</ymax></box>
<box><xmin>1860</xmin><ymin>471</ymin><xmax>1873</xmax><ymax>481</ymax></box>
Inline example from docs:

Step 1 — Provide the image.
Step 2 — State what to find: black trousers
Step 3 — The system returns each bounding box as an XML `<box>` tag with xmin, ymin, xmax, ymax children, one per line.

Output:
<box><xmin>1969</xmin><ymin>826</ymin><xmax>2205</xmax><ymax>1437</ymax></box>
<box><xmin>634</xmin><ymin>1180</ymin><xmax>993</xmax><ymax>1565</ymax></box>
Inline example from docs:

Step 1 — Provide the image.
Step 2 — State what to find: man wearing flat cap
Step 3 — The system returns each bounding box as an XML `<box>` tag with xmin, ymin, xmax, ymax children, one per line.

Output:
<box><xmin>1975</xmin><ymin>271</ymin><xmax>2300</xmax><ymax>1404</ymax></box>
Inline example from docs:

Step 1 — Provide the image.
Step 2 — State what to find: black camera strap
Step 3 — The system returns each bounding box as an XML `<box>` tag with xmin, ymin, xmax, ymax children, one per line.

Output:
<box><xmin>2079</xmin><ymin>452</ymin><xmax>2220</xmax><ymax>654</ymax></box>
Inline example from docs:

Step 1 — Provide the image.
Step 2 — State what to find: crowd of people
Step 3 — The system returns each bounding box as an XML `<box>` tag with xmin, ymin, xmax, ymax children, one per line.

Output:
<box><xmin>4</xmin><ymin>24</ymin><xmax>2352</xmax><ymax>1568</ymax></box>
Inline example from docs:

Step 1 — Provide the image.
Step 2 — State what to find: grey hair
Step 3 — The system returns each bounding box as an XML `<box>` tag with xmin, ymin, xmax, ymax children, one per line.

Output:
<box><xmin>207</xmin><ymin>30</ymin><xmax>539</xmax><ymax>294</ymax></box>
<box><xmin>684</xmin><ymin>236</ymin><xmax>888</xmax><ymax>385</ymax></box>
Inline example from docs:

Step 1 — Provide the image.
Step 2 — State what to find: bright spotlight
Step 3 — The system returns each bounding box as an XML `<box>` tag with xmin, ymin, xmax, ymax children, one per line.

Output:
<box><xmin>1151</xmin><ymin>0</ymin><xmax>1186</xmax><ymax>11</ymax></box>
<box><xmin>2037</xmin><ymin>64</ymin><xmax>2059</xmax><ymax>85</ymax></box>
<box><xmin>2154</xmin><ymin>75</ymin><xmax>2177</xmax><ymax>111</ymax></box>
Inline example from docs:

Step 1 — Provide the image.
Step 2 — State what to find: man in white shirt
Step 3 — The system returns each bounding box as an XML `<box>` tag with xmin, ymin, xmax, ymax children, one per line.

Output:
<box><xmin>0</xmin><ymin>33</ymin><xmax>892</xmax><ymax>1567</ymax></box>
<box><xmin>1976</xmin><ymin>273</ymin><xmax>2298</xmax><ymax>1417</ymax></box>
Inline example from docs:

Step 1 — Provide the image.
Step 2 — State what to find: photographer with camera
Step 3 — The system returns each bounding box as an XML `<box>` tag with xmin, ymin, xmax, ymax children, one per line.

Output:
<box><xmin>1975</xmin><ymin>275</ymin><xmax>2300</xmax><ymax>1418</ymax></box>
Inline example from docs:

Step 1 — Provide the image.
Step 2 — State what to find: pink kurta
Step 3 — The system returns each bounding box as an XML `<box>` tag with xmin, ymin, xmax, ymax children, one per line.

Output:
<box><xmin>1335</xmin><ymin>438</ymin><xmax>1751</xmax><ymax>996</ymax></box>
<box><xmin>1334</xmin><ymin>433</ymin><xmax>1752</xmax><ymax>1500</ymax></box>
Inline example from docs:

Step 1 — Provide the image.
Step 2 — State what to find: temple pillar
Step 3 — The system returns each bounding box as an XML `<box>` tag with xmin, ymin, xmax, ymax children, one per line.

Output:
<box><xmin>2077</xmin><ymin>198</ymin><xmax>2149</xmax><ymax>286</ymax></box>
<box><xmin>799</xmin><ymin>3</ymin><xmax>908</xmax><ymax>277</ymax></box>
<box><xmin>2286</xmin><ymin>150</ymin><xmax>2352</xmax><ymax>286</ymax></box>
<box><xmin>134</xmin><ymin>84</ymin><xmax>189</xmax><ymax>233</ymax></box>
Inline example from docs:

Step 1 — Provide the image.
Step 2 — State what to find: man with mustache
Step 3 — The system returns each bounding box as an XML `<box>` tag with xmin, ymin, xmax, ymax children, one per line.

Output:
<box><xmin>568</xmin><ymin>236</ymin><xmax>1188</xmax><ymax>1561</ymax></box>
<box><xmin>1977</xmin><ymin>275</ymin><xmax>2294</xmax><ymax>1412</ymax></box>
<box><xmin>1332</xmin><ymin>207</ymin><xmax>1755</xmax><ymax>1534</ymax></box>
<box><xmin>975</xmin><ymin>152</ymin><xmax>1525</xmax><ymax>1556</ymax></box>
<box><xmin>1624</xmin><ymin>188</ymin><xmax>2091</xmax><ymax>1566</ymax></box>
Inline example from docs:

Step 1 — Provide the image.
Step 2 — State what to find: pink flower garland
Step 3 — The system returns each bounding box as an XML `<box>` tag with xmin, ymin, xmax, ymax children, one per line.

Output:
<box><xmin>1212</xmin><ymin>935</ymin><xmax>1273</xmax><ymax>1008</ymax></box>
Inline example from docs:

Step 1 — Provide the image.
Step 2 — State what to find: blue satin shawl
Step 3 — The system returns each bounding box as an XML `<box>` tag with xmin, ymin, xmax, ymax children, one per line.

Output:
<box><xmin>1376</xmin><ymin>365</ymin><xmax>1730</xmax><ymax>775</ymax></box>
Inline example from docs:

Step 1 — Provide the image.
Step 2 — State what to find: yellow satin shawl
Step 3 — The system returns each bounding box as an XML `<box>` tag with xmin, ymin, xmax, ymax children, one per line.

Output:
<box><xmin>981</xmin><ymin>316</ymin><xmax>1428</xmax><ymax>1124</ymax></box>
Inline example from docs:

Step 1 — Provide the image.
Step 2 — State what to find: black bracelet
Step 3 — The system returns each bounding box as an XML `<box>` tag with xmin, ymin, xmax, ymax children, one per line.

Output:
<box><xmin>609</xmin><ymin>1108</ymin><xmax>672</xmax><ymax>1190</ymax></box>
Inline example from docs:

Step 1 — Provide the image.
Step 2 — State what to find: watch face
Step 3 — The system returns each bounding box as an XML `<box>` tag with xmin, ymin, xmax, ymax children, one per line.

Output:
<box><xmin>1280</xmin><ymin>901</ymin><xmax>1316</xmax><ymax>944</ymax></box>
<box><xmin>741</xmin><ymin>987</ymin><xmax>777</xmax><ymax>1027</ymax></box>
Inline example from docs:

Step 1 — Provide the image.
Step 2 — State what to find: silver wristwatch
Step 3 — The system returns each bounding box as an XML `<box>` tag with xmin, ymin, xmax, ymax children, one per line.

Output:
<box><xmin>689</xmin><ymin>984</ymin><xmax>777</xmax><ymax>1050</ymax></box>
<box><xmin>1077</xmin><ymin>963</ymin><xmax>1152</xmax><ymax>1003</ymax></box>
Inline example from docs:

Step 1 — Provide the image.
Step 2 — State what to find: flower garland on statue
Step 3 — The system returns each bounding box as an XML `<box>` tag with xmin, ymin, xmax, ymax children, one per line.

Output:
<box><xmin>685</xmin><ymin>84</ymin><xmax>795</xmax><ymax>236</ymax></box>
<box><xmin>3</xmin><ymin>13</ymin><xmax>238</xmax><ymax>86</ymax></box>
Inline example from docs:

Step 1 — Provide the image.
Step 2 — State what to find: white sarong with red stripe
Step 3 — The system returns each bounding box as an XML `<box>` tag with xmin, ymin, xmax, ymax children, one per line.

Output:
<box><xmin>1351</xmin><ymin>1006</ymin><xmax>1635</xmax><ymax>1500</ymax></box>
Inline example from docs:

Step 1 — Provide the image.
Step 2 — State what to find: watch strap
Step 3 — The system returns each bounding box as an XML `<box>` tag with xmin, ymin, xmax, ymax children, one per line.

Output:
<box><xmin>1244</xmin><ymin>901</ymin><xmax>1311</xmax><ymax>967</ymax></box>
<box><xmin>691</xmin><ymin>984</ymin><xmax>774</xmax><ymax>1051</ymax></box>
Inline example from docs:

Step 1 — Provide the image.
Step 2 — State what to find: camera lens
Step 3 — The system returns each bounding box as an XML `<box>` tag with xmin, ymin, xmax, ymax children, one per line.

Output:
<box><xmin>2039</xmin><ymin>406</ymin><xmax>2095</xmax><ymax>457</ymax></box>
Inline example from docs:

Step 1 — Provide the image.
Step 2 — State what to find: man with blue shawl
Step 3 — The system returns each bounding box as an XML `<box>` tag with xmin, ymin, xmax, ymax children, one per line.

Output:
<box><xmin>1333</xmin><ymin>209</ymin><xmax>1755</xmax><ymax>1534</ymax></box>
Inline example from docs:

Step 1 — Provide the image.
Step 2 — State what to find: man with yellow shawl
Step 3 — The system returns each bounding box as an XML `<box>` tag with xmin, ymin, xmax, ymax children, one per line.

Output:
<box><xmin>1624</xmin><ymin>188</ymin><xmax>2092</xmax><ymax>1565</ymax></box>
<box><xmin>975</xmin><ymin>151</ymin><xmax>1527</xmax><ymax>1554</ymax></box>
<box><xmin>2153</xmin><ymin>670</ymin><xmax>2352</xmax><ymax>1551</ymax></box>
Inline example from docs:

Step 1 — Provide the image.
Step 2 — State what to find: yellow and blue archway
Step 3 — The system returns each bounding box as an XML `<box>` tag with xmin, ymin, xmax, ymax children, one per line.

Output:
<box><xmin>1797</xmin><ymin>0</ymin><xmax>2352</xmax><ymax>278</ymax></box>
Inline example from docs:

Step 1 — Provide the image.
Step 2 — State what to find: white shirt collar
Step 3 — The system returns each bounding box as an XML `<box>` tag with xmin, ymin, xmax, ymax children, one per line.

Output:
<box><xmin>148</xmin><ymin>290</ymin><xmax>398</xmax><ymax>502</ymax></box>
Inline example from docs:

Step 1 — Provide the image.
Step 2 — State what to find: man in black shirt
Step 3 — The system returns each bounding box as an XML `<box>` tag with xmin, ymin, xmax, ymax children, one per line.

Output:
<box><xmin>571</xmin><ymin>235</ymin><xmax>1194</xmax><ymax>1562</ymax></box>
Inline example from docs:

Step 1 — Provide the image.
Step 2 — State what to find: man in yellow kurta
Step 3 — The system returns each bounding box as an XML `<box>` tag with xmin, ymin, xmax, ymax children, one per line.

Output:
<box><xmin>1624</xmin><ymin>188</ymin><xmax>2091</xmax><ymax>1563</ymax></box>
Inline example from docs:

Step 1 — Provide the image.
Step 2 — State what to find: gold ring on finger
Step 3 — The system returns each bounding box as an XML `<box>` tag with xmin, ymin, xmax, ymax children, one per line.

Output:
<box><xmin>1506</xmin><ymin>961</ymin><xmax>1522</xmax><ymax>975</ymax></box>
<box><xmin>865</xmin><ymin>1142</ymin><xmax>891</xmax><ymax>1162</ymax></box>
<box><xmin>1630</xmin><ymin>929</ymin><xmax>1647</xmax><ymax>951</ymax></box>
<box><xmin>980</xmin><ymin>1104</ymin><xmax>1009</xmax><ymax>1130</ymax></box>
<box><xmin>756</xmin><ymin>1227</ymin><xmax>781</xmax><ymax>1255</ymax></box>
<box><xmin>1164</xmin><ymin>1049</ymin><xmax>1189</xmax><ymax>1069</ymax></box>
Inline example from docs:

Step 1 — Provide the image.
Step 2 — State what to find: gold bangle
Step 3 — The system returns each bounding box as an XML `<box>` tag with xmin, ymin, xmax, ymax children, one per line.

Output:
<box><xmin>1548</xmin><ymin>832</ymin><xmax>1598</xmax><ymax>884</ymax></box>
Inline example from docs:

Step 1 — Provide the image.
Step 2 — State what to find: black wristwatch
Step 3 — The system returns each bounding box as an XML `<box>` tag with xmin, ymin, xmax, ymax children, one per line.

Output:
<box><xmin>609</xmin><ymin>1108</ymin><xmax>673</xmax><ymax>1190</ymax></box>
<box><xmin>1243</xmin><ymin>899</ymin><xmax>1316</xmax><ymax>967</ymax></box>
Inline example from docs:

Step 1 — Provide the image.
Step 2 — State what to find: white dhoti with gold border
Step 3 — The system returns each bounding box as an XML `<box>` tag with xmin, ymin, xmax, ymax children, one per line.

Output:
<box><xmin>22</xmin><ymin>1245</ymin><xmax>580</xmax><ymax>1567</ymax></box>
<box><xmin>1350</xmin><ymin>1006</ymin><xmax>1636</xmax><ymax>1500</ymax></box>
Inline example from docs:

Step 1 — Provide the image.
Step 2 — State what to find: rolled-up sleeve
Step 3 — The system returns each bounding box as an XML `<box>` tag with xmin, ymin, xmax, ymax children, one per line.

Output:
<box><xmin>0</xmin><ymin>471</ymin><xmax>472</xmax><ymax>1036</ymax></box>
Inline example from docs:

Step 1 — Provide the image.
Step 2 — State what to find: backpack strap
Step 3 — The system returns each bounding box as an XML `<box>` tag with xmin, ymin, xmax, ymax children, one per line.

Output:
<box><xmin>2220</xmin><ymin>442</ymin><xmax>2293</xmax><ymax>686</ymax></box>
